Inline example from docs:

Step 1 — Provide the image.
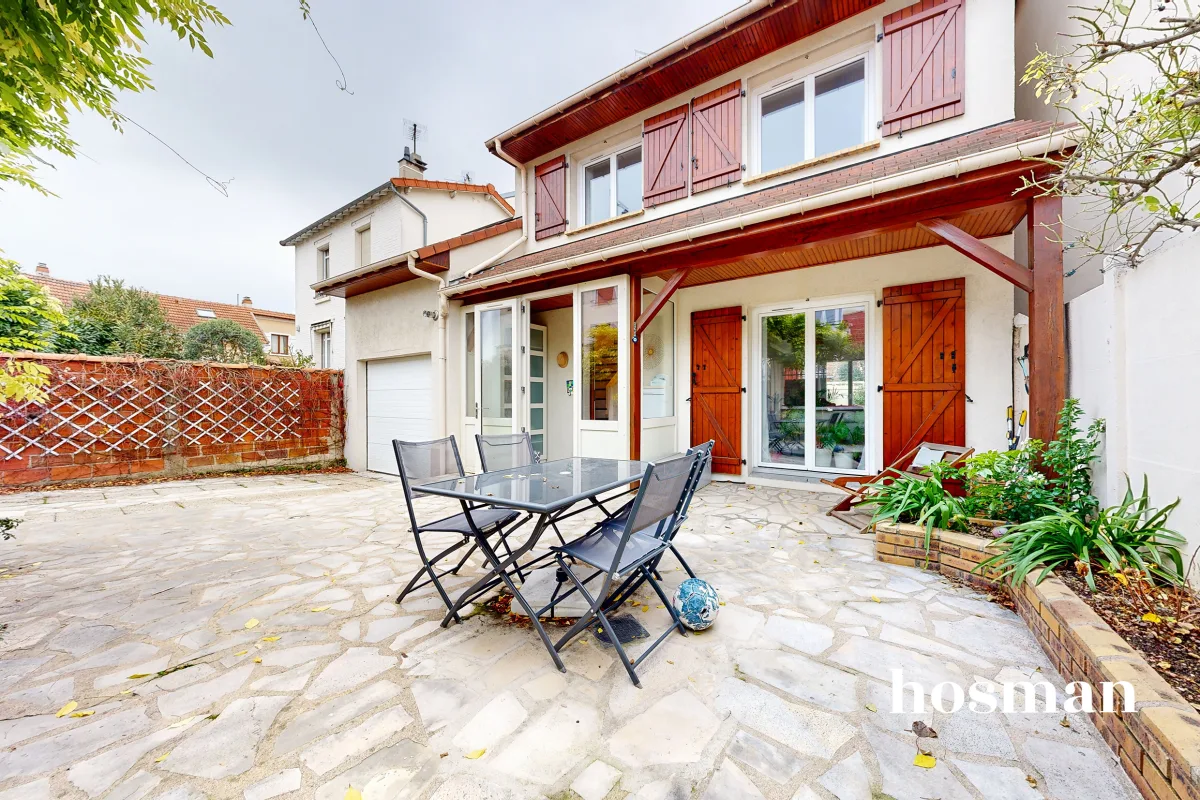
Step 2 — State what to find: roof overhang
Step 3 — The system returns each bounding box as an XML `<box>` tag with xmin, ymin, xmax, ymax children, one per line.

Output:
<box><xmin>312</xmin><ymin>252</ymin><xmax>448</xmax><ymax>299</ymax></box>
<box><xmin>487</xmin><ymin>0</ymin><xmax>885</xmax><ymax>164</ymax></box>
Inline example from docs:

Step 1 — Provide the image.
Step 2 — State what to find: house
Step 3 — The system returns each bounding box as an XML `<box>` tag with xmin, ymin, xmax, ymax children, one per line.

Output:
<box><xmin>28</xmin><ymin>264</ymin><xmax>296</xmax><ymax>360</ymax></box>
<box><xmin>280</xmin><ymin>150</ymin><xmax>516</xmax><ymax>369</ymax></box>
<box><xmin>315</xmin><ymin>0</ymin><xmax>1072</xmax><ymax>481</ymax></box>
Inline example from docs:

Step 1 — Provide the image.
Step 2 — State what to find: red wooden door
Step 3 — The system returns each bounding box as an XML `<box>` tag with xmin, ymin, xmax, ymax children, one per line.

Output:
<box><xmin>882</xmin><ymin>279</ymin><xmax>965</xmax><ymax>465</ymax></box>
<box><xmin>691</xmin><ymin>307</ymin><xmax>742</xmax><ymax>474</ymax></box>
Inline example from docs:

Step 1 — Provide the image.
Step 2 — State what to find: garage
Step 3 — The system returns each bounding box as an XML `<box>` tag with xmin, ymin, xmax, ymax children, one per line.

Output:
<box><xmin>365</xmin><ymin>355</ymin><xmax>433</xmax><ymax>474</ymax></box>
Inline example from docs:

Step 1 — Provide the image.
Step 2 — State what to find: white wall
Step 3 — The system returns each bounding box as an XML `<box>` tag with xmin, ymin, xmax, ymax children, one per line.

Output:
<box><xmin>508</xmin><ymin>0</ymin><xmax>1016</xmax><ymax>259</ymax></box>
<box><xmin>1068</xmin><ymin>231</ymin><xmax>1200</xmax><ymax>576</ymax></box>
<box><xmin>672</xmin><ymin>238</ymin><xmax>1018</xmax><ymax>475</ymax></box>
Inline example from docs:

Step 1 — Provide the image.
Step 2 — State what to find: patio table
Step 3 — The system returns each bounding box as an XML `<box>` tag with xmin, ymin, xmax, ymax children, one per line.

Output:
<box><xmin>414</xmin><ymin>456</ymin><xmax>646</xmax><ymax>671</ymax></box>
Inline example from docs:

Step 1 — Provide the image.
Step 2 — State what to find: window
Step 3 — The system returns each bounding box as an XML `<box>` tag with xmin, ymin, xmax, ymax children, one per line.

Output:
<box><xmin>270</xmin><ymin>333</ymin><xmax>289</xmax><ymax>355</ymax></box>
<box><xmin>583</xmin><ymin>145</ymin><xmax>642</xmax><ymax>226</ymax></box>
<box><xmin>464</xmin><ymin>311</ymin><xmax>476</xmax><ymax>417</ymax></box>
<box><xmin>641</xmin><ymin>290</ymin><xmax>674</xmax><ymax>419</ymax></box>
<box><xmin>318</xmin><ymin>246</ymin><xmax>330</xmax><ymax>281</ymax></box>
<box><xmin>318</xmin><ymin>331</ymin><xmax>331</xmax><ymax>368</ymax></box>
<box><xmin>758</xmin><ymin>56</ymin><xmax>867</xmax><ymax>172</ymax></box>
<box><xmin>196</xmin><ymin>309</ymin><xmax>216</xmax><ymax>318</ymax></box>
<box><xmin>581</xmin><ymin>287</ymin><xmax>619</xmax><ymax>421</ymax></box>
<box><xmin>356</xmin><ymin>225</ymin><xmax>371</xmax><ymax>268</ymax></box>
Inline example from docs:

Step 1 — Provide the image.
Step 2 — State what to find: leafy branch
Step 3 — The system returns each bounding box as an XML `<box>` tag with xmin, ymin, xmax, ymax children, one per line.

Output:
<box><xmin>1023</xmin><ymin>1</ymin><xmax>1200</xmax><ymax>266</ymax></box>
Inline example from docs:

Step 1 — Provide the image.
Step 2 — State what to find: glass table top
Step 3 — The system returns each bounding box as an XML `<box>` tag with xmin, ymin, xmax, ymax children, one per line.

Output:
<box><xmin>413</xmin><ymin>457</ymin><xmax>647</xmax><ymax>513</ymax></box>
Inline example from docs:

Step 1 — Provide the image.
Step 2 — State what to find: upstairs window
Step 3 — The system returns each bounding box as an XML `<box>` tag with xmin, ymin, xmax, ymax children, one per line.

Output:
<box><xmin>758</xmin><ymin>55</ymin><xmax>869</xmax><ymax>173</ymax></box>
<box><xmin>318</xmin><ymin>245</ymin><xmax>330</xmax><ymax>280</ymax></box>
<box><xmin>196</xmin><ymin>309</ymin><xmax>216</xmax><ymax>318</ymax></box>
<box><xmin>356</xmin><ymin>225</ymin><xmax>371</xmax><ymax>268</ymax></box>
<box><xmin>583</xmin><ymin>145</ymin><xmax>642</xmax><ymax>226</ymax></box>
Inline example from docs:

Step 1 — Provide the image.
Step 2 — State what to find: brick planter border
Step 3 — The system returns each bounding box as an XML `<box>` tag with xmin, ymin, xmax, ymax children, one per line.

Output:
<box><xmin>1014</xmin><ymin>574</ymin><xmax>1200</xmax><ymax>800</ymax></box>
<box><xmin>872</xmin><ymin>521</ymin><xmax>1200</xmax><ymax>800</ymax></box>
<box><xmin>873</xmin><ymin>522</ymin><xmax>1004</xmax><ymax>589</ymax></box>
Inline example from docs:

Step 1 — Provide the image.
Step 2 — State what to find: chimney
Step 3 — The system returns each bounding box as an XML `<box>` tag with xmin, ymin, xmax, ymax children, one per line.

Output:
<box><xmin>398</xmin><ymin>146</ymin><xmax>428</xmax><ymax>180</ymax></box>
<box><xmin>35</xmin><ymin>263</ymin><xmax>49</xmax><ymax>276</ymax></box>
<box><xmin>241</xmin><ymin>296</ymin><xmax>253</xmax><ymax>306</ymax></box>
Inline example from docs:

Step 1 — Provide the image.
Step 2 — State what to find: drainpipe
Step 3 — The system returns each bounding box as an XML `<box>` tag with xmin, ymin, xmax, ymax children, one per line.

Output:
<box><xmin>461</xmin><ymin>139</ymin><xmax>529</xmax><ymax>279</ymax></box>
<box><xmin>390</xmin><ymin>185</ymin><xmax>428</xmax><ymax>247</ymax></box>
<box><xmin>407</xmin><ymin>254</ymin><xmax>448</xmax><ymax>437</ymax></box>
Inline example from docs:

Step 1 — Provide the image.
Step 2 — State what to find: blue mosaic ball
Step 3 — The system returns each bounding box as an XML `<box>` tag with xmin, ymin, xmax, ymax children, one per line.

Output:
<box><xmin>672</xmin><ymin>578</ymin><xmax>720</xmax><ymax>631</ymax></box>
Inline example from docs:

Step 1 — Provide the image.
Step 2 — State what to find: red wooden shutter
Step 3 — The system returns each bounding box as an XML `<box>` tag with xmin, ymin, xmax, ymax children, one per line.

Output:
<box><xmin>534</xmin><ymin>155</ymin><xmax>567</xmax><ymax>240</ymax></box>
<box><xmin>881</xmin><ymin>0</ymin><xmax>965</xmax><ymax>136</ymax></box>
<box><xmin>642</xmin><ymin>105</ymin><xmax>689</xmax><ymax>208</ymax></box>
<box><xmin>691</xmin><ymin>81</ymin><xmax>742</xmax><ymax>194</ymax></box>
<box><xmin>882</xmin><ymin>279</ymin><xmax>966</xmax><ymax>465</ymax></box>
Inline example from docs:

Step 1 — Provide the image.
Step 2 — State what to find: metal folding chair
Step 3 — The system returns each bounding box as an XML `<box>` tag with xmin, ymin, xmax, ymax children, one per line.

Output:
<box><xmin>550</xmin><ymin>451</ymin><xmax>704</xmax><ymax>687</ymax></box>
<box><xmin>475</xmin><ymin>432</ymin><xmax>540</xmax><ymax>471</ymax></box>
<box><xmin>392</xmin><ymin>436</ymin><xmax>526</xmax><ymax>623</ymax></box>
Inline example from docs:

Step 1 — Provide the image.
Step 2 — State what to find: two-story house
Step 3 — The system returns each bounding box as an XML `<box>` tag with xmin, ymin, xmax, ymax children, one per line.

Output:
<box><xmin>316</xmin><ymin>0</ymin><xmax>1072</xmax><ymax>480</ymax></box>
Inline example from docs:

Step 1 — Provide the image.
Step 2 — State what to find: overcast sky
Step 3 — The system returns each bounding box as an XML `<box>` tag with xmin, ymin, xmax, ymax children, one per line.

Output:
<box><xmin>0</xmin><ymin>0</ymin><xmax>740</xmax><ymax>312</ymax></box>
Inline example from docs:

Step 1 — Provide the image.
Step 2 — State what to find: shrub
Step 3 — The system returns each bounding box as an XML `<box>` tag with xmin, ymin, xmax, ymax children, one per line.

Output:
<box><xmin>182</xmin><ymin>319</ymin><xmax>266</xmax><ymax>364</ymax></box>
<box><xmin>981</xmin><ymin>476</ymin><xmax>1183</xmax><ymax>590</ymax></box>
<box><xmin>1043</xmin><ymin>397</ymin><xmax>1105</xmax><ymax>521</ymax></box>
<box><xmin>52</xmin><ymin>276</ymin><xmax>182</xmax><ymax>359</ymax></box>
<box><xmin>861</xmin><ymin>463</ymin><xmax>971</xmax><ymax>553</ymax></box>
<box><xmin>959</xmin><ymin>444</ymin><xmax>1049</xmax><ymax>523</ymax></box>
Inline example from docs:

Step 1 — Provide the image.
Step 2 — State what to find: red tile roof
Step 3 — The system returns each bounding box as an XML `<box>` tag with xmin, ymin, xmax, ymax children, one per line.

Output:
<box><xmin>30</xmin><ymin>273</ymin><xmax>293</xmax><ymax>344</ymax></box>
<box><xmin>391</xmin><ymin>178</ymin><xmax>515</xmax><ymax>216</ymax></box>
<box><xmin>455</xmin><ymin>120</ymin><xmax>1064</xmax><ymax>292</ymax></box>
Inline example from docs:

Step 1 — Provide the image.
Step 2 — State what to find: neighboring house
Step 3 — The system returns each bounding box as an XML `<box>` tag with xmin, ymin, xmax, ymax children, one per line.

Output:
<box><xmin>280</xmin><ymin>149</ymin><xmax>515</xmax><ymax>370</ymax></box>
<box><xmin>1015</xmin><ymin>0</ymin><xmax>1200</xmax><ymax>559</ymax></box>
<box><xmin>29</xmin><ymin>264</ymin><xmax>296</xmax><ymax>360</ymax></box>
<box><xmin>315</xmin><ymin>0</ymin><xmax>1073</xmax><ymax>481</ymax></box>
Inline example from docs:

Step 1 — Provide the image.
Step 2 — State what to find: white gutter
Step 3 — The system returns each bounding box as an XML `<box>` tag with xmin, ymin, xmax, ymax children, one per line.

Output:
<box><xmin>407</xmin><ymin>254</ymin><xmax>449</xmax><ymax>438</ymax></box>
<box><xmin>449</xmin><ymin>130</ymin><xmax>1075</xmax><ymax>297</ymax></box>
<box><xmin>488</xmin><ymin>0</ymin><xmax>774</xmax><ymax>148</ymax></box>
<box><xmin>463</xmin><ymin>139</ymin><xmax>529</xmax><ymax>279</ymax></box>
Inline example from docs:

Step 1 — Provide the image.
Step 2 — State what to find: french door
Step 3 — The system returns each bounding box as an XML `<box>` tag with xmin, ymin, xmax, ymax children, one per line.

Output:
<box><xmin>753</xmin><ymin>295</ymin><xmax>873</xmax><ymax>474</ymax></box>
<box><xmin>472</xmin><ymin>300</ymin><xmax>521</xmax><ymax>441</ymax></box>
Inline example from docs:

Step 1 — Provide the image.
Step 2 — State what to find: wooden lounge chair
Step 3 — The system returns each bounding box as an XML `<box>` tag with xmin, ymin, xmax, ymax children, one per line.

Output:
<box><xmin>822</xmin><ymin>442</ymin><xmax>974</xmax><ymax>531</ymax></box>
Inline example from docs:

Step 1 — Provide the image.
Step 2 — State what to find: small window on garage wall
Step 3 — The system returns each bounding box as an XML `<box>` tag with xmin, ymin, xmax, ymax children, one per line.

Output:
<box><xmin>881</xmin><ymin>0</ymin><xmax>965</xmax><ymax>136</ymax></box>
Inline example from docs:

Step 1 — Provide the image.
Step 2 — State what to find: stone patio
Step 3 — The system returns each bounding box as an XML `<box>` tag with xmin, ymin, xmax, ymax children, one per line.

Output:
<box><xmin>0</xmin><ymin>473</ymin><xmax>1140</xmax><ymax>799</ymax></box>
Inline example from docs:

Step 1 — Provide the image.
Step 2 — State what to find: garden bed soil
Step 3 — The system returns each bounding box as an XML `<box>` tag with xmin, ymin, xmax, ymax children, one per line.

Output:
<box><xmin>1058</xmin><ymin>569</ymin><xmax>1200</xmax><ymax>708</ymax></box>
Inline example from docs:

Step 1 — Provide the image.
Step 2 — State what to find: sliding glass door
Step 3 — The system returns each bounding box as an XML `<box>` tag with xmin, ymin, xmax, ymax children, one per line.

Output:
<box><xmin>756</xmin><ymin>298</ymin><xmax>869</xmax><ymax>473</ymax></box>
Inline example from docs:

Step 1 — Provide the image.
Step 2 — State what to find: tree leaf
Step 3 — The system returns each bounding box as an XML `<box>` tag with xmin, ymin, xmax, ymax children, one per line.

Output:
<box><xmin>913</xmin><ymin>753</ymin><xmax>937</xmax><ymax>769</ymax></box>
<box><xmin>56</xmin><ymin>701</ymin><xmax>78</xmax><ymax>717</ymax></box>
<box><xmin>464</xmin><ymin>748</ymin><xmax>487</xmax><ymax>759</ymax></box>
<box><xmin>244</xmin><ymin>618</ymin><xmax>260</xmax><ymax>629</ymax></box>
<box><xmin>69</xmin><ymin>709</ymin><xmax>94</xmax><ymax>718</ymax></box>
<box><xmin>344</xmin><ymin>789</ymin><xmax>363</xmax><ymax>800</ymax></box>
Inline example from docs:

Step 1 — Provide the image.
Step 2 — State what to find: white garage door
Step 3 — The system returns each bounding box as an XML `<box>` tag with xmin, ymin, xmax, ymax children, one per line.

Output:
<box><xmin>366</xmin><ymin>356</ymin><xmax>433</xmax><ymax>474</ymax></box>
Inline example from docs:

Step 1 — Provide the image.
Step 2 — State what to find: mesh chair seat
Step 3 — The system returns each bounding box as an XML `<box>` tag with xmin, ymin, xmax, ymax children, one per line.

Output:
<box><xmin>423</xmin><ymin>507</ymin><xmax>520</xmax><ymax>536</ymax></box>
<box><xmin>555</xmin><ymin>527</ymin><xmax>667</xmax><ymax>574</ymax></box>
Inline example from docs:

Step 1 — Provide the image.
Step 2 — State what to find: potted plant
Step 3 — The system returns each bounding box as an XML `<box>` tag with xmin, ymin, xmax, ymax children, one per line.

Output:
<box><xmin>833</xmin><ymin>421</ymin><xmax>863</xmax><ymax>469</ymax></box>
<box><xmin>814</xmin><ymin>421</ymin><xmax>835</xmax><ymax>467</ymax></box>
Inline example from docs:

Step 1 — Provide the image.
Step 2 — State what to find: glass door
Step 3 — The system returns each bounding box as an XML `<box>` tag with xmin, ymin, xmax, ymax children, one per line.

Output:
<box><xmin>478</xmin><ymin>301</ymin><xmax>519</xmax><ymax>437</ymax></box>
<box><xmin>527</xmin><ymin>324</ymin><xmax>547</xmax><ymax>459</ymax></box>
<box><xmin>756</xmin><ymin>299</ymin><xmax>869</xmax><ymax>473</ymax></box>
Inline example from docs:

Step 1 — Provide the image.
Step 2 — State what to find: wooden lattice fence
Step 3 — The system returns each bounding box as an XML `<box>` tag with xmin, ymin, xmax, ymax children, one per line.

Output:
<box><xmin>0</xmin><ymin>354</ymin><xmax>344</xmax><ymax>487</ymax></box>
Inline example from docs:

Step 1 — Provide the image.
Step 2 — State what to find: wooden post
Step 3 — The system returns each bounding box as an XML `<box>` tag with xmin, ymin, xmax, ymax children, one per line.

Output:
<box><xmin>630</xmin><ymin>275</ymin><xmax>642</xmax><ymax>461</ymax></box>
<box><xmin>1027</xmin><ymin>195</ymin><xmax>1066</xmax><ymax>443</ymax></box>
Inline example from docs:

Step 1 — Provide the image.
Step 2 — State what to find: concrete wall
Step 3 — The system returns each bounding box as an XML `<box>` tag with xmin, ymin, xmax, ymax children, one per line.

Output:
<box><xmin>507</xmin><ymin>0</ymin><xmax>1016</xmax><ymax>258</ymax></box>
<box><xmin>1068</xmin><ymin>231</ymin><xmax>1200</xmax><ymax>576</ymax></box>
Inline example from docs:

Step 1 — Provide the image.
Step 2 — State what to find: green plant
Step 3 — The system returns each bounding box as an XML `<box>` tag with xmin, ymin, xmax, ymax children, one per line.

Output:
<box><xmin>1043</xmin><ymin>398</ymin><xmax>1105</xmax><ymax>521</ymax></box>
<box><xmin>53</xmin><ymin>277</ymin><xmax>183</xmax><ymax>359</ymax></box>
<box><xmin>0</xmin><ymin>259</ymin><xmax>68</xmax><ymax>402</ymax></box>
<box><xmin>0</xmin><ymin>519</ymin><xmax>19</xmax><ymax>541</ymax></box>
<box><xmin>278</xmin><ymin>349</ymin><xmax>316</xmax><ymax>368</ymax></box>
<box><xmin>182</xmin><ymin>319</ymin><xmax>266</xmax><ymax>364</ymax></box>
<box><xmin>981</xmin><ymin>476</ymin><xmax>1184</xmax><ymax>590</ymax></box>
<box><xmin>817</xmin><ymin>418</ymin><xmax>853</xmax><ymax>451</ymax></box>
<box><xmin>959</xmin><ymin>444</ymin><xmax>1049</xmax><ymax>523</ymax></box>
<box><xmin>861</xmin><ymin>467</ymin><xmax>971</xmax><ymax>555</ymax></box>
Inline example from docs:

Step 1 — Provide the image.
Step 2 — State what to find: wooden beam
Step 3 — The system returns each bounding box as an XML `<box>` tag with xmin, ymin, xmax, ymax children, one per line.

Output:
<box><xmin>629</xmin><ymin>275</ymin><xmax>642</xmax><ymax>462</ymax></box>
<box><xmin>1027</xmin><ymin>195</ymin><xmax>1066</xmax><ymax>443</ymax></box>
<box><xmin>917</xmin><ymin>219</ymin><xmax>1033</xmax><ymax>292</ymax></box>
<box><xmin>634</xmin><ymin>268</ymin><xmax>688</xmax><ymax>338</ymax></box>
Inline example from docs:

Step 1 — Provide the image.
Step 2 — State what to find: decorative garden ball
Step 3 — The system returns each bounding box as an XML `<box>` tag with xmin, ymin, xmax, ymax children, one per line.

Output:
<box><xmin>672</xmin><ymin>578</ymin><xmax>720</xmax><ymax>631</ymax></box>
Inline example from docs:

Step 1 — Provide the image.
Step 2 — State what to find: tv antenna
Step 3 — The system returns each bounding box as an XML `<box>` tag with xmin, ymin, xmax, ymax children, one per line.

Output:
<box><xmin>403</xmin><ymin>119</ymin><xmax>427</xmax><ymax>155</ymax></box>
<box><xmin>460</xmin><ymin>170</ymin><xmax>475</xmax><ymax>184</ymax></box>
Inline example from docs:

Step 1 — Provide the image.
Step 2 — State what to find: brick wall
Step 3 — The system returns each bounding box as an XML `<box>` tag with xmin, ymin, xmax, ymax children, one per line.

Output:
<box><xmin>874</xmin><ymin>522</ymin><xmax>1004</xmax><ymax>589</ymax></box>
<box><xmin>1014</xmin><ymin>575</ymin><xmax>1200</xmax><ymax>800</ymax></box>
<box><xmin>0</xmin><ymin>354</ymin><xmax>344</xmax><ymax>488</ymax></box>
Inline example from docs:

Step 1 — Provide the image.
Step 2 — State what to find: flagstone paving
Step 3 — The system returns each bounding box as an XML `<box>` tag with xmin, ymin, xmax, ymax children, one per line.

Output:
<box><xmin>0</xmin><ymin>472</ymin><xmax>1140</xmax><ymax>799</ymax></box>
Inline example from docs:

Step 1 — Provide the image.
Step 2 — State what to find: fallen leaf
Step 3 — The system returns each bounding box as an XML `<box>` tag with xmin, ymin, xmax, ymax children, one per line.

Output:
<box><xmin>1059</xmin><ymin>716</ymin><xmax>1071</xmax><ymax>728</ymax></box>
<box><xmin>344</xmin><ymin>789</ymin><xmax>363</xmax><ymax>800</ymax></box>
<box><xmin>155</xmin><ymin>752</ymin><xmax>170</xmax><ymax>763</ymax></box>
<box><xmin>464</xmin><ymin>748</ymin><xmax>486</xmax><ymax>759</ymax></box>
<box><xmin>127</xmin><ymin>673</ymin><xmax>151</xmax><ymax>680</ymax></box>
<box><xmin>244</xmin><ymin>618</ymin><xmax>260</xmax><ymax>629</ymax></box>
<box><xmin>1143</xmin><ymin>612</ymin><xmax>1163</xmax><ymax>623</ymax></box>
<box><xmin>1026</xmin><ymin>776</ymin><xmax>1038</xmax><ymax>788</ymax></box>
<box><xmin>1115</xmin><ymin>573</ymin><xmax>1129</xmax><ymax>586</ymax></box>
<box><xmin>261</xmin><ymin>636</ymin><xmax>281</xmax><ymax>642</ymax></box>
<box><xmin>913</xmin><ymin>753</ymin><xmax>936</xmax><ymax>769</ymax></box>
<box><xmin>253</xmin><ymin>657</ymin><xmax>262</xmax><ymax>664</ymax></box>
<box><xmin>234</xmin><ymin>650</ymin><xmax>248</xmax><ymax>656</ymax></box>
<box><xmin>310</xmin><ymin>606</ymin><xmax>330</xmax><ymax>613</ymax></box>
<box><xmin>169</xmin><ymin>716</ymin><xmax>200</xmax><ymax>729</ymax></box>
<box><xmin>70</xmin><ymin>710</ymin><xmax>95</xmax><ymax>718</ymax></box>
<box><xmin>797</xmin><ymin>540</ymin><xmax>805</xmax><ymax>545</ymax></box>
<box><xmin>1159</xmin><ymin>661</ymin><xmax>1172</xmax><ymax>670</ymax></box>
<box><xmin>865</xmin><ymin>703</ymin><xmax>878</xmax><ymax>712</ymax></box>
<box><xmin>870</xmin><ymin>595</ymin><xmax>881</xmax><ymax>603</ymax></box>
<box><xmin>56</xmin><ymin>701</ymin><xmax>78</xmax><ymax>718</ymax></box>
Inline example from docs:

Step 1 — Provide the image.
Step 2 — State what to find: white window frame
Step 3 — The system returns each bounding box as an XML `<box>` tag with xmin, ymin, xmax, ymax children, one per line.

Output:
<box><xmin>355</xmin><ymin>222</ymin><xmax>372</xmax><ymax>268</ymax></box>
<box><xmin>577</xmin><ymin>141</ymin><xmax>643</xmax><ymax>227</ymax></box>
<box><xmin>317</xmin><ymin>245</ymin><xmax>331</xmax><ymax>281</ymax></box>
<box><xmin>751</xmin><ymin>46</ymin><xmax>874</xmax><ymax>176</ymax></box>
<box><xmin>749</xmin><ymin>291</ymin><xmax>877</xmax><ymax>476</ymax></box>
<box><xmin>270</xmin><ymin>333</ymin><xmax>289</xmax><ymax>355</ymax></box>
